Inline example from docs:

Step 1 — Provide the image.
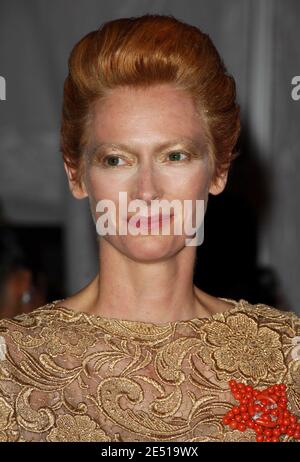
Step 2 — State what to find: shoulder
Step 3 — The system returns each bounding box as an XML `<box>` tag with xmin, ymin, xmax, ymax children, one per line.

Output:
<box><xmin>208</xmin><ymin>299</ymin><xmax>300</xmax><ymax>344</ymax></box>
<box><xmin>0</xmin><ymin>299</ymin><xmax>71</xmax><ymax>330</ymax></box>
<box><xmin>240</xmin><ymin>300</ymin><xmax>300</xmax><ymax>371</ymax></box>
<box><xmin>199</xmin><ymin>298</ymin><xmax>300</xmax><ymax>375</ymax></box>
<box><xmin>241</xmin><ymin>299</ymin><xmax>300</xmax><ymax>329</ymax></box>
<box><xmin>0</xmin><ymin>300</ymin><xmax>58</xmax><ymax>323</ymax></box>
<box><xmin>205</xmin><ymin>298</ymin><xmax>300</xmax><ymax>337</ymax></box>
<box><xmin>219</xmin><ymin>297</ymin><xmax>300</xmax><ymax>325</ymax></box>
<box><xmin>0</xmin><ymin>299</ymin><xmax>101</xmax><ymax>372</ymax></box>
<box><xmin>243</xmin><ymin>299</ymin><xmax>300</xmax><ymax>356</ymax></box>
<box><xmin>0</xmin><ymin>302</ymin><xmax>56</xmax><ymax>347</ymax></box>
<box><xmin>0</xmin><ymin>300</ymin><xmax>70</xmax><ymax>370</ymax></box>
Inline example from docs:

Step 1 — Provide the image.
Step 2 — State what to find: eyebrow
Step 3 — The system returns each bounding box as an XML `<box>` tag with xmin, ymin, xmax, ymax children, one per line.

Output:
<box><xmin>88</xmin><ymin>137</ymin><xmax>207</xmax><ymax>157</ymax></box>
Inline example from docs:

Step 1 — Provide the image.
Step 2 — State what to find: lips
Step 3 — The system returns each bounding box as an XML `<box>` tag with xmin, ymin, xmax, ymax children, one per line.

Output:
<box><xmin>127</xmin><ymin>213</ymin><xmax>174</xmax><ymax>228</ymax></box>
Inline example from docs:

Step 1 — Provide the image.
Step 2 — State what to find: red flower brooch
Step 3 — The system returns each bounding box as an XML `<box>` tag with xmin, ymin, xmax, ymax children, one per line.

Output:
<box><xmin>222</xmin><ymin>380</ymin><xmax>300</xmax><ymax>442</ymax></box>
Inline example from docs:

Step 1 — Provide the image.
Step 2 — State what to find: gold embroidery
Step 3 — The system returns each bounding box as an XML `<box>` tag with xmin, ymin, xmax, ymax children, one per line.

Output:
<box><xmin>0</xmin><ymin>298</ymin><xmax>299</xmax><ymax>442</ymax></box>
<box><xmin>197</xmin><ymin>312</ymin><xmax>286</xmax><ymax>384</ymax></box>
<box><xmin>46</xmin><ymin>414</ymin><xmax>111</xmax><ymax>442</ymax></box>
<box><xmin>0</xmin><ymin>336</ymin><xmax>7</xmax><ymax>361</ymax></box>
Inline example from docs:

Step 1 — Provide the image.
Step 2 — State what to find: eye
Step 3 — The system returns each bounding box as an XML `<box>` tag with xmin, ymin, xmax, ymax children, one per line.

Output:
<box><xmin>103</xmin><ymin>155</ymin><xmax>126</xmax><ymax>167</ymax></box>
<box><xmin>167</xmin><ymin>151</ymin><xmax>189</xmax><ymax>162</ymax></box>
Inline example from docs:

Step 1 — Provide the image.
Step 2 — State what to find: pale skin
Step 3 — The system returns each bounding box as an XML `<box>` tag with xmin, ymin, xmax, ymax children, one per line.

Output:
<box><xmin>62</xmin><ymin>83</ymin><xmax>234</xmax><ymax>324</ymax></box>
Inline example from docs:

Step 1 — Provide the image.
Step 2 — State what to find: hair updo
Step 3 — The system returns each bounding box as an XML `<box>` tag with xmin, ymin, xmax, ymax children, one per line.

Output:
<box><xmin>60</xmin><ymin>13</ymin><xmax>241</xmax><ymax>189</ymax></box>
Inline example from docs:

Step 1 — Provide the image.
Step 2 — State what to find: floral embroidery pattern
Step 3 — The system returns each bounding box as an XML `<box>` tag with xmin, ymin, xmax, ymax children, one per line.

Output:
<box><xmin>198</xmin><ymin>312</ymin><xmax>287</xmax><ymax>384</ymax></box>
<box><xmin>0</xmin><ymin>298</ymin><xmax>299</xmax><ymax>442</ymax></box>
<box><xmin>42</xmin><ymin>324</ymin><xmax>99</xmax><ymax>357</ymax></box>
<box><xmin>47</xmin><ymin>414</ymin><xmax>111</xmax><ymax>442</ymax></box>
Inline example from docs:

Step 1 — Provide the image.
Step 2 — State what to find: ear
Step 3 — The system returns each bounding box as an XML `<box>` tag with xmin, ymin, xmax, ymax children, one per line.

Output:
<box><xmin>64</xmin><ymin>161</ymin><xmax>88</xmax><ymax>199</ymax></box>
<box><xmin>209</xmin><ymin>169</ymin><xmax>229</xmax><ymax>196</ymax></box>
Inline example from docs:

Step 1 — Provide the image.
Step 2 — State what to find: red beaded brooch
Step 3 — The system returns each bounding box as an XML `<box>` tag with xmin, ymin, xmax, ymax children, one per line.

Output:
<box><xmin>222</xmin><ymin>380</ymin><xmax>300</xmax><ymax>442</ymax></box>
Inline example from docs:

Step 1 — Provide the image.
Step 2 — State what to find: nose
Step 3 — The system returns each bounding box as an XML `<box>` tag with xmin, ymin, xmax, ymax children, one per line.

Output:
<box><xmin>132</xmin><ymin>163</ymin><xmax>162</xmax><ymax>204</ymax></box>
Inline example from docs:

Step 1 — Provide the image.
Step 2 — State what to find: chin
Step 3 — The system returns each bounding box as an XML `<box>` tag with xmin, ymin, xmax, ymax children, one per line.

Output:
<box><xmin>118</xmin><ymin>234</ymin><xmax>185</xmax><ymax>262</ymax></box>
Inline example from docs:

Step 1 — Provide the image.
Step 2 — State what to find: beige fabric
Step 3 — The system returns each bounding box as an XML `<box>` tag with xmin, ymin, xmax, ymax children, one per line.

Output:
<box><xmin>0</xmin><ymin>298</ymin><xmax>299</xmax><ymax>442</ymax></box>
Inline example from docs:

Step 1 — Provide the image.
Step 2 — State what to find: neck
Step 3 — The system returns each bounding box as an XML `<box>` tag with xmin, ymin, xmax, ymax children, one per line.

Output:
<box><xmin>79</xmin><ymin>238</ymin><xmax>214</xmax><ymax>323</ymax></box>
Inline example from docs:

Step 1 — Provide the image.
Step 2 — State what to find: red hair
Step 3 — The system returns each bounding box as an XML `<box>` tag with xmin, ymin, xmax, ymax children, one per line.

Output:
<box><xmin>60</xmin><ymin>14</ymin><xmax>240</xmax><ymax>188</ymax></box>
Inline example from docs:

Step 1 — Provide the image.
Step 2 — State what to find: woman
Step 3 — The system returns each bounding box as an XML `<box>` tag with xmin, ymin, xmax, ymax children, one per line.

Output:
<box><xmin>0</xmin><ymin>14</ymin><xmax>299</xmax><ymax>443</ymax></box>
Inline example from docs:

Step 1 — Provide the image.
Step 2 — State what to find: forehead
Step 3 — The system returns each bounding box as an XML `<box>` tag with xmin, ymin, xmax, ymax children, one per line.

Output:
<box><xmin>91</xmin><ymin>84</ymin><xmax>206</xmax><ymax>143</ymax></box>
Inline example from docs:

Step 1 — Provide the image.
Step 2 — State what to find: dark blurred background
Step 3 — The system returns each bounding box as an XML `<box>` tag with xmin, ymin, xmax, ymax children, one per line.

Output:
<box><xmin>0</xmin><ymin>0</ymin><xmax>299</xmax><ymax>318</ymax></box>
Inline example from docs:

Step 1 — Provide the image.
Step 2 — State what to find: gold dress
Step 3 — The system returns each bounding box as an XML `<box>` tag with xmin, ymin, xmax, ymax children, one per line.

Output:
<box><xmin>0</xmin><ymin>298</ymin><xmax>299</xmax><ymax>442</ymax></box>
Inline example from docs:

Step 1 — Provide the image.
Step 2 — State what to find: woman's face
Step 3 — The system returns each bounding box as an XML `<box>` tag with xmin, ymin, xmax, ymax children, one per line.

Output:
<box><xmin>66</xmin><ymin>83</ymin><xmax>227</xmax><ymax>262</ymax></box>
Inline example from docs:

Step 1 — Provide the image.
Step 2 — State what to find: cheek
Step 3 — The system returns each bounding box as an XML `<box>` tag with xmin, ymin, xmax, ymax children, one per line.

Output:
<box><xmin>86</xmin><ymin>166</ymin><xmax>135</xmax><ymax>198</ymax></box>
<box><xmin>165</xmin><ymin>165</ymin><xmax>211</xmax><ymax>200</ymax></box>
<box><xmin>86</xmin><ymin>169</ymin><xmax>118</xmax><ymax>202</ymax></box>
<box><xmin>85</xmin><ymin>162</ymin><xmax>211</xmax><ymax>207</ymax></box>
<box><xmin>84</xmin><ymin>170</ymin><xmax>118</xmax><ymax>224</ymax></box>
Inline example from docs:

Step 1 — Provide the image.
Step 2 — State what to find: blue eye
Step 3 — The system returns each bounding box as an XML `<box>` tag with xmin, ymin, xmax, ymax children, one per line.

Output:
<box><xmin>168</xmin><ymin>151</ymin><xmax>189</xmax><ymax>162</ymax></box>
<box><xmin>103</xmin><ymin>155</ymin><xmax>126</xmax><ymax>167</ymax></box>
